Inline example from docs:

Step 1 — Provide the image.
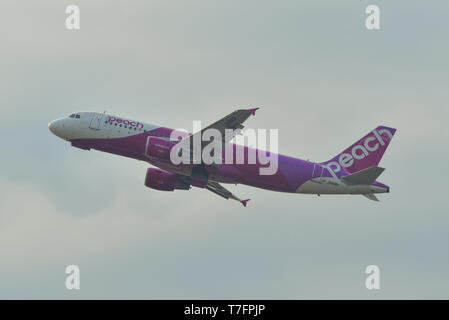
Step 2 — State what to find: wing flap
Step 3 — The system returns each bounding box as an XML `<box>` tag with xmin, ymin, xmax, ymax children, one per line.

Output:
<box><xmin>206</xmin><ymin>181</ymin><xmax>249</xmax><ymax>207</ymax></box>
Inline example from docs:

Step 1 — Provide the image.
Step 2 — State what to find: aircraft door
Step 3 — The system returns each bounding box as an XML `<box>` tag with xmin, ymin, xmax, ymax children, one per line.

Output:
<box><xmin>89</xmin><ymin>113</ymin><xmax>104</xmax><ymax>130</ymax></box>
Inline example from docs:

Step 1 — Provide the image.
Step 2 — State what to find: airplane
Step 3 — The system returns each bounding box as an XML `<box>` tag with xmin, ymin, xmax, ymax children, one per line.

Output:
<box><xmin>48</xmin><ymin>109</ymin><xmax>396</xmax><ymax>206</ymax></box>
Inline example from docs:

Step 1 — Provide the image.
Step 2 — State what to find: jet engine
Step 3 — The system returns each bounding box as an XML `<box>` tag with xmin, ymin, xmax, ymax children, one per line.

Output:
<box><xmin>145</xmin><ymin>136</ymin><xmax>174</xmax><ymax>161</ymax></box>
<box><xmin>144</xmin><ymin>168</ymin><xmax>189</xmax><ymax>191</ymax></box>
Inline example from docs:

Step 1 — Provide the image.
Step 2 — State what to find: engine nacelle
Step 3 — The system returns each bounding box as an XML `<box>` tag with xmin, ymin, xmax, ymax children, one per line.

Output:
<box><xmin>145</xmin><ymin>136</ymin><xmax>174</xmax><ymax>161</ymax></box>
<box><xmin>144</xmin><ymin>168</ymin><xmax>189</xmax><ymax>191</ymax></box>
<box><xmin>145</xmin><ymin>168</ymin><xmax>176</xmax><ymax>191</ymax></box>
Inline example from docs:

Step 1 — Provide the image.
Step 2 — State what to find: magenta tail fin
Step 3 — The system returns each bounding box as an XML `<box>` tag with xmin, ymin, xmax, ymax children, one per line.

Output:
<box><xmin>323</xmin><ymin>126</ymin><xmax>396</xmax><ymax>175</ymax></box>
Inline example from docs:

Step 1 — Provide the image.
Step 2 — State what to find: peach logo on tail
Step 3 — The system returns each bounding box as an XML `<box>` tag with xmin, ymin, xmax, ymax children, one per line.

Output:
<box><xmin>326</xmin><ymin>128</ymin><xmax>393</xmax><ymax>177</ymax></box>
<box><xmin>108</xmin><ymin>116</ymin><xmax>143</xmax><ymax>128</ymax></box>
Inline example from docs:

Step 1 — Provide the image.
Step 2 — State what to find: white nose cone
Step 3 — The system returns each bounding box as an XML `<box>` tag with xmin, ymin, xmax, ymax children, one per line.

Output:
<box><xmin>48</xmin><ymin>120</ymin><xmax>57</xmax><ymax>135</ymax></box>
<box><xmin>48</xmin><ymin>119</ymin><xmax>65</xmax><ymax>139</ymax></box>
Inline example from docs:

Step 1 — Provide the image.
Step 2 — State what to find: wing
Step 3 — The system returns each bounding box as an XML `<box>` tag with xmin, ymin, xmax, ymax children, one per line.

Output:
<box><xmin>198</xmin><ymin>107</ymin><xmax>259</xmax><ymax>146</ymax></box>
<box><xmin>177</xmin><ymin>107</ymin><xmax>260</xmax><ymax>163</ymax></box>
<box><xmin>206</xmin><ymin>181</ymin><xmax>250</xmax><ymax>207</ymax></box>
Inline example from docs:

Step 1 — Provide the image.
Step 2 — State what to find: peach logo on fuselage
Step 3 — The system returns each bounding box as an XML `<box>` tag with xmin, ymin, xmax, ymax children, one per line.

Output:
<box><xmin>108</xmin><ymin>116</ymin><xmax>143</xmax><ymax>128</ymax></box>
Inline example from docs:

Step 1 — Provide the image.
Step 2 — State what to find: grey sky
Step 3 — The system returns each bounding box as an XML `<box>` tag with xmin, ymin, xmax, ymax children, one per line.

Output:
<box><xmin>0</xmin><ymin>0</ymin><xmax>448</xmax><ymax>299</ymax></box>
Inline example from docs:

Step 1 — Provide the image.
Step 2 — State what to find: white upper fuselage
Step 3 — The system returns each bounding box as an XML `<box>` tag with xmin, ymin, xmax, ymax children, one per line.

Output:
<box><xmin>48</xmin><ymin>112</ymin><xmax>162</xmax><ymax>141</ymax></box>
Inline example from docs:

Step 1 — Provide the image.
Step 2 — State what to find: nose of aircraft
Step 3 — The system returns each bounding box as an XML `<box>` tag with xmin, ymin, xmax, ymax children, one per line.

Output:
<box><xmin>48</xmin><ymin>120</ymin><xmax>57</xmax><ymax>134</ymax></box>
<box><xmin>48</xmin><ymin>119</ymin><xmax>64</xmax><ymax>138</ymax></box>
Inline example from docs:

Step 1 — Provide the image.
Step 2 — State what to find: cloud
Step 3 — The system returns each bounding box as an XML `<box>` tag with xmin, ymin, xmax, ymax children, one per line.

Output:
<box><xmin>0</xmin><ymin>177</ymin><xmax>221</xmax><ymax>274</ymax></box>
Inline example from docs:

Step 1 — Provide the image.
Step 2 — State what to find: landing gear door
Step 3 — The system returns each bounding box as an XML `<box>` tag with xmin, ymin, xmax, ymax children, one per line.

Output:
<box><xmin>89</xmin><ymin>113</ymin><xmax>103</xmax><ymax>130</ymax></box>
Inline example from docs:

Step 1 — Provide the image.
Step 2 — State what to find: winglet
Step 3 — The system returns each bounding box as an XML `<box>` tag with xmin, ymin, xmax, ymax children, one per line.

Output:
<box><xmin>241</xmin><ymin>199</ymin><xmax>250</xmax><ymax>207</ymax></box>
<box><xmin>248</xmin><ymin>107</ymin><xmax>259</xmax><ymax>116</ymax></box>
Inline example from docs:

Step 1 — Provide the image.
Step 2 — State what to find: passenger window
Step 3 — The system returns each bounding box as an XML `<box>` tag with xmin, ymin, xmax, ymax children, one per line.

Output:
<box><xmin>119</xmin><ymin>124</ymin><xmax>122</xmax><ymax>127</ymax></box>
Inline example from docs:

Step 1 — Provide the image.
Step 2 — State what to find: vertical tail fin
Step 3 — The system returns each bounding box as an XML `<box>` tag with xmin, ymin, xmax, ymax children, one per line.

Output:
<box><xmin>323</xmin><ymin>126</ymin><xmax>396</xmax><ymax>175</ymax></box>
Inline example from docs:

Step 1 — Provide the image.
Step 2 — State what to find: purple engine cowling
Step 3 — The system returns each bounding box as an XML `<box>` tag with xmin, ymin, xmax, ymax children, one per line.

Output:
<box><xmin>144</xmin><ymin>168</ymin><xmax>190</xmax><ymax>191</ymax></box>
<box><xmin>144</xmin><ymin>168</ymin><xmax>177</xmax><ymax>191</ymax></box>
<box><xmin>146</xmin><ymin>136</ymin><xmax>174</xmax><ymax>161</ymax></box>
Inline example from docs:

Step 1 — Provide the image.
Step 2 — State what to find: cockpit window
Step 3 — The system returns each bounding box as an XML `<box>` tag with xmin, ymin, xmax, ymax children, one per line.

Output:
<box><xmin>68</xmin><ymin>113</ymin><xmax>81</xmax><ymax>119</ymax></box>
<box><xmin>75</xmin><ymin>114</ymin><xmax>80</xmax><ymax>118</ymax></box>
<box><xmin>69</xmin><ymin>114</ymin><xmax>76</xmax><ymax>118</ymax></box>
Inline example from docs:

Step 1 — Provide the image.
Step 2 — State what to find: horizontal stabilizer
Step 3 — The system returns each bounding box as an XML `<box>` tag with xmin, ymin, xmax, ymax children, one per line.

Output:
<box><xmin>342</xmin><ymin>166</ymin><xmax>385</xmax><ymax>185</ymax></box>
<box><xmin>363</xmin><ymin>193</ymin><xmax>379</xmax><ymax>201</ymax></box>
